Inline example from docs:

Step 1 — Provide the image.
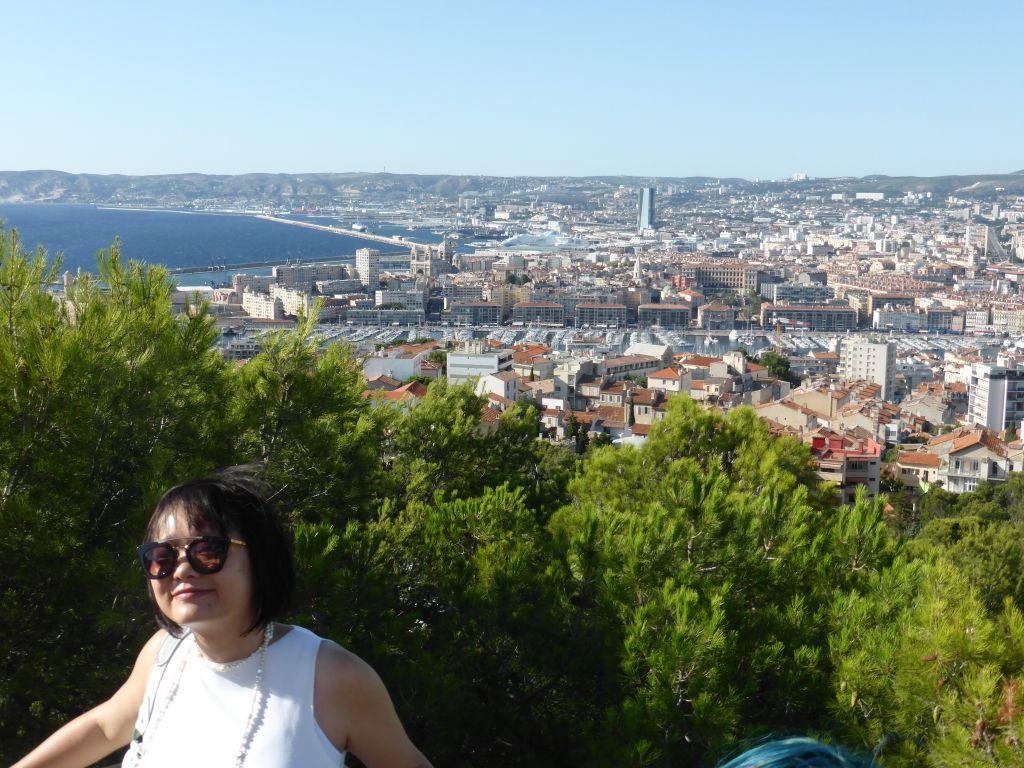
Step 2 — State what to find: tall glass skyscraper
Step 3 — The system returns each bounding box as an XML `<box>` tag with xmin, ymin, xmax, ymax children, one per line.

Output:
<box><xmin>637</xmin><ymin>187</ymin><xmax>655</xmax><ymax>230</ymax></box>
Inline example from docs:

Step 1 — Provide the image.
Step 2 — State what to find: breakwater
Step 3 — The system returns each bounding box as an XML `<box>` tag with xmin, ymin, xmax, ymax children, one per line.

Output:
<box><xmin>254</xmin><ymin>214</ymin><xmax>422</xmax><ymax>249</ymax></box>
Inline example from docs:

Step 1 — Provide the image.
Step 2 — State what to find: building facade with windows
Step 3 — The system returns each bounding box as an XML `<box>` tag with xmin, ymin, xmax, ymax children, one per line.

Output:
<box><xmin>346</xmin><ymin>308</ymin><xmax>425</xmax><ymax>325</ymax></box>
<box><xmin>940</xmin><ymin>431</ymin><xmax>1016</xmax><ymax>493</ymax></box>
<box><xmin>638</xmin><ymin>304</ymin><xmax>692</xmax><ymax>329</ymax></box>
<box><xmin>513</xmin><ymin>302</ymin><xmax>566</xmax><ymax>326</ymax></box>
<box><xmin>805</xmin><ymin>429</ymin><xmax>883</xmax><ymax>505</ymax></box>
<box><xmin>697</xmin><ymin>304</ymin><xmax>736</xmax><ymax>330</ymax></box>
<box><xmin>449</xmin><ymin>301</ymin><xmax>501</xmax><ymax>326</ymax></box>
<box><xmin>680</xmin><ymin>261</ymin><xmax>761</xmax><ymax>295</ymax></box>
<box><xmin>840</xmin><ymin>339</ymin><xmax>896</xmax><ymax>402</ymax></box>
<box><xmin>355</xmin><ymin>248</ymin><xmax>380</xmax><ymax>291</ymax></box>
<box><xmin>375</xmin><ymin>289</ymin><xmax>425</xmax><ymax>309</ymax></box>
<box><xmin>447</xmin><ymin>346</ymin><xmax>515</xmax><ymax>385</ymax></box>
<box><xmin>926</xmin><ymin>306</ymin><xmax>954</xmax><ymax>330</ymax></box>
<box><xmin>761</xmin><ymin>304</ymin><xmax>858</xmax><ymax>332</ymax></box>
<box><xmin>272</xmin><ymin>263</ymin><xmax>348</xmax><ymax>290</ymax></box>
<box><xmin>967</xmin><ymin>363</ymin><xmax>1024</xmax><ymax>432</ymax></box>
<box><xmin>576</xmin><ymin>303</ymin><xmax>628</xmax><ymax>328</ymax></box>
<box><xmin>242</xmin><ymin>291</ymin><xmax>283</xmax><ymax>320</ymax></box>
<box><xmin>761</xmin><ymin>282</ymin><xmax>831</xmax><ymax>305</ymax></box>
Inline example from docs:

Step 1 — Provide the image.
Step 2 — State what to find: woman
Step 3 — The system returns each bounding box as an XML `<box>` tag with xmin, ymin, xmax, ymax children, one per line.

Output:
<box><xmin>14</xmin><ymin>468</ymin><xmax>431</xmax><ymax>768</ymax></box>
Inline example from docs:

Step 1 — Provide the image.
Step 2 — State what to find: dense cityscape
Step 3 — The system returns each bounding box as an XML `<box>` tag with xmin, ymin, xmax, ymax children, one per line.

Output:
<box><xmin>147</xmin><ymin>172</ymin><xmax>1024</xmax><ymax>506</ymax></box>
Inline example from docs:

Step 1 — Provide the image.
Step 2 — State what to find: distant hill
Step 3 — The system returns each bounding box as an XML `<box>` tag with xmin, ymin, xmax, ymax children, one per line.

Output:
<box><xmin>1</xmin><ymin>169</ymin><xmax>1023</xmax><ymax>206</ymax></box>
<box><xmin>0</xmin><ymin>170</ymin><xmax>497</xmax><ymax>206</ymax></box>
<box><xmin>848</xmin><ymin>173</ymin><xmax>1024</xmax><ymax>197</ymax></box>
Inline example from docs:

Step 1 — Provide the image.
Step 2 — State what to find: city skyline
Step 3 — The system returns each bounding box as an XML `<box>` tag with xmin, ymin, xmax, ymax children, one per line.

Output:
<box><xmin>3</xmin><ymin>1</ymin><xmax>1022</xmax><ymax>179</ymax></box>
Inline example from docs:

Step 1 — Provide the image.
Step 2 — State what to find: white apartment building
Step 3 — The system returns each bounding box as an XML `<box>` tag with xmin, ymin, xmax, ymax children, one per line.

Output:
<box><xmin>992</xmin><ymin>306</ymin><xmax>1024</xmax><ymax>333</ymax></box>
<box><xmin>447</xmin><ymin>344</ymin><xmax>514</xmax><ymax>386</ymax></box>
<box><xmin>477</xmin><ymin>370</ymin><xmax>519</xmax><ymax>402</ymax></box>
<box><xmin>872</xmin><ymin>309</ymin><xmax>926</xmax><ymax>332</ymax></box>
<box><xmin>245</xmin><ymin>285</ymin><xmax>344</xmax><ymax>322</ymax></box>
<box><xmin>964</xmin><ymin>308</ymin><xmax>990</xmax><ymax>332</ymax></box>
<box><xmin>242</xmin><ymin>290</ymin><xmax>283</xmax><ymax>320</ymax></box>
<box><xmin>840</xmin><ymin>339</ymin><xmax>896</xmax><ymax>402</ymax></box>
<box><xmin>270</xmin><ymin>284</ymin><xmax>313</xmax><ymax>317</ymax></box>
<box><xmin>272</xmin><ymin>263</ymin><xmax>347</xmax><ymax>289</ymax></box>
<box><xmin>966</xmin><ymin>363</ymin><xmax>1024</xmax><ymax>432</ymax></box>
<box><xmin>316</xmin><ymin>278</ymin><xmax>364</xmax><ymax>295</ymax></box>
<box><xmin>375</xmin><ymin>289</ymin><xmax>425</xmax><ymax>309</ymax></box>
<box><xmin>363</xmin><ymin>346</ymin><xmax>434</xmax><ymax>382</ymax></box>
<box><xmin>355</xmin><ymin>248</ymin><xmax>380</xmax><ymax>291</ymax></box>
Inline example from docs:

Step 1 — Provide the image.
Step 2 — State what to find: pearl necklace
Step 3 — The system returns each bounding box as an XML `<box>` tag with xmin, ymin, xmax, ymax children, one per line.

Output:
<box><xmin>138</xmin><ymin>623</ymin><xmax>274</xmax><ymax>767</ymax></box>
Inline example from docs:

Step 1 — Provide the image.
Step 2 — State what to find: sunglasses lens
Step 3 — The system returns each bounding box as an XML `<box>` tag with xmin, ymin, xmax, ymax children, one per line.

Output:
<box><xmin>138</xmin><ymin>537</ymin><xmax>234</xmax><ymax>578</ymax></box>
<box><xmin>189</xmin><ymin>539</ymin><xmax>227</xmax><ymax>573</ymax></box>
<box><xmin>142</xmin><ymin>545</ymin><xmax>175</xmax><ymax>578</ymax></box>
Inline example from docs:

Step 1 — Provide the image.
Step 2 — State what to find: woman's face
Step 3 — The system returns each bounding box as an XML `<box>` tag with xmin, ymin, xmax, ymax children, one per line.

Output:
<box><xmin>150</xmin><ymin>507</ymin><xmax>255</xmax><ymax>637</ymax></box>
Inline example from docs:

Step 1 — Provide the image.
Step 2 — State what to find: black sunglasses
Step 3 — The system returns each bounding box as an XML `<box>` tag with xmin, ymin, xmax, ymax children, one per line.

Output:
<box><xmin>137</xmin><ymin>536</ymin><xmax>246</xmax><ymax>579</ymax></box>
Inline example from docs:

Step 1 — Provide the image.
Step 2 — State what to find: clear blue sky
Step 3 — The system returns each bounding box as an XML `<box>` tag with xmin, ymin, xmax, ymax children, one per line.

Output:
<box><xmin>3</xmin><ymin>0</ymin><xmax>1021</xmax><ymax>179</ymax></box>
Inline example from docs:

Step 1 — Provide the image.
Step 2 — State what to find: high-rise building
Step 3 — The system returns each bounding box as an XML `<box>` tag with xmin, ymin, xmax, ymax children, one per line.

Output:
<box><xmin>840</xmin><ymin>339</ymin><xmax>896</xmax><ymax>401</ymax></box>
<box><xmin>355</xmin><ymin>248</ymin><xmax>380</xmax><ymax>291</ymax></box>
<box><xmin>967</xmin><ymin>363</ymin><xmax>1024</xmax><ymax>432</ymax></box>
<box><xmin>637</xmin><ymin>187</ymin><xmax>655</xmax><ymax>231</ymax></box>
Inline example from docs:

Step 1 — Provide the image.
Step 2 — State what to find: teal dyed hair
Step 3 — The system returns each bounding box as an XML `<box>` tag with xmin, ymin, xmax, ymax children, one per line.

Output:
<box><xmin>716</xmin><ymin>738</ymin><xmax>873</xmax><ymax>768</ymax></box>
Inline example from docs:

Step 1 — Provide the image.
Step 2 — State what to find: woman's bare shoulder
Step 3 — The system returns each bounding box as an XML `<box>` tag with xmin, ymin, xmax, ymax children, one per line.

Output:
<box><xmin>130</xmin><ymin>630</ymin><xmax>171</xmax><ymax>678</ymax></box>
<box><xmin>314</xmin><ymin>639</ymin><xmax>385</xmax><ymax>698</ymax></box>
<box><xmin>313</xmin><ymin>639</ymin><xmax>432</xmax><ymax>766</ymax></box>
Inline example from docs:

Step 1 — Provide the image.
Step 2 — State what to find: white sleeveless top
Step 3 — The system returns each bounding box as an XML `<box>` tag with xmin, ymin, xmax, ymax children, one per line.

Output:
<box><xmin>123</xmin><ymin>626</ymin><xmax>346</xmax><ymax>767</ymax></box>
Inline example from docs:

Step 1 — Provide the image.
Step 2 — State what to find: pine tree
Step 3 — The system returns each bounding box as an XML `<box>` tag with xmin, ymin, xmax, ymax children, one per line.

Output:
<box><xmin>0</xmin><ymin>232</ymin><xmax>232</xmax><ymax>757</ymax></box>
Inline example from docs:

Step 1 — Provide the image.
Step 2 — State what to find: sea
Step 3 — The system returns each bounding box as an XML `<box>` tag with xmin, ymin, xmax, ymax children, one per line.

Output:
<box><xmin>0</xmin><ymin>204</ymin><xmax>443</xmax><ymax>287</ymax></box>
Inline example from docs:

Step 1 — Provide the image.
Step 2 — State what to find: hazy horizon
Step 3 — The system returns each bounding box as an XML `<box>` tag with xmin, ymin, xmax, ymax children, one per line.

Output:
<box><xmin>3</xmin><ymin>168</ymin><xmax>1023</xmax><ymax>182</ymax></box>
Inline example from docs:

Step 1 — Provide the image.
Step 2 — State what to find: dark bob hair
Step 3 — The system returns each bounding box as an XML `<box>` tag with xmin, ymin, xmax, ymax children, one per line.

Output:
<box><xmin>141</xmin><ymin>466</ymin><xmax>295</xmax><ymax>637</ymax></box>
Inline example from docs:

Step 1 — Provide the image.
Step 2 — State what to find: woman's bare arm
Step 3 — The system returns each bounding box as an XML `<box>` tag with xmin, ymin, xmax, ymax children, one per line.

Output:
<box><xmin>11</xmin><ymin>631</ymin><xmax>165</xmax><ymax>768</ymax></box>
<box><xmin>314</xmin><ymin>641</ymin><xmax>432</xmax><ymax>768</ymax></box>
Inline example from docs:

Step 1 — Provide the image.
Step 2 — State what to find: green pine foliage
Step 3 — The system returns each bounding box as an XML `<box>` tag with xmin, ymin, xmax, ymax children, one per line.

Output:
<box><xmin>0</xmin><ymin>233</ymin><xmax>232</xmax><ymax>754</ymax></box>
<box><xmin>5</xmin><ymin>226</ymin><xmax>1024</xmax><ymax>767</ymax></box>
<box><xmin>232</xmin><ymin>306</ymin><xmax>385</xmax><ymax>525</ymax></box>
